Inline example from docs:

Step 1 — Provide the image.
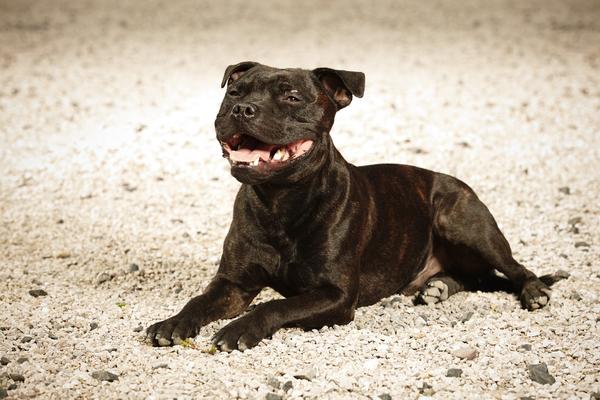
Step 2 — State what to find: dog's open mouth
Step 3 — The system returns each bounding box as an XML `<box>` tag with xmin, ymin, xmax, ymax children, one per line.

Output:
<box><xmin>221</xmin><ymin>134</ymin><xmax>314</xmax><ymax>168</ymax></box>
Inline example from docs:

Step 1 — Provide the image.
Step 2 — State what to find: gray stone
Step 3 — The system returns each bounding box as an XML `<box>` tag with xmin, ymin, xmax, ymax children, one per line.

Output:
<box><xmin>28</xmin><ymin>289</ymin><xmax>47</xmax><ymax>297</ymax></box>
<box><xmin>128</xmin><ymin>263</ymin><xmax>139</xmax><ymax>272</ymax></box>
<box><xmin>575</xmin><ymin>241</ymin><xmax>590</xmax><ymax>248</ymax></box>
<box><xmin>446</xmin><ymin>368</ymin><xmax>463</xmax><ymax>377</ymax></box>
<box><xmin>133</xmin><ymin>325</ymin><xmax>143</xmax><ymax>332</ymax></box>
<box><xmin>528</xmin><ymin>363</ymin><xmax>555</xmax><ymax>385</ymax></box>
<box><xmin>7</xmin><ymin>384</ymin><xmax>17</xmax><ymax>390</ymax></box>
<box><xmin>91</xmin><ymin>370</ymin><xmax>119</xmax><ymax>382</ymax></box>
<box><xmin>16</xmin><ymin>357</ymin><xmax>28</xmax><ymax>364</ymax></box>
<box><xmin>20</xmin><ymin>336</ymin><xmax>32</xmax><ymax>343</ymax></box>
<box><xmin>0</xmin><ymin>357</ymin><xmax>9</xmax><ymax>365</ymax></box>
<box><xmin>379</xmin><ymin>394</ymin><xmax>392</xmax><ymax>400</ymax></box>
<box><xmin>90</xmin><ymin>322</ymin><xmax>99</xmax><ymax>330</ymax></box>
<box><xmin>265</xmin><ymin>393</ymin><xmax>283</xmax><ymax>400</ymax></box>
<box><xmin>0</xmin><ymin>388</ymin><xmax>7</xmax><ymax>399</ymax></box>
<box><xmin>558</xmin><ymin>186</ymin><xmax>570</xmax><ymax>194</ymax></box>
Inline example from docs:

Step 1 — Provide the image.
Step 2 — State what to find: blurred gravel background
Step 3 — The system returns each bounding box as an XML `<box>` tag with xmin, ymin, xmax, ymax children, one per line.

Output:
<box><xmin>1</xmin><ymin>0</ymin><xmax>599</xmax><ymax>398</ymax></box>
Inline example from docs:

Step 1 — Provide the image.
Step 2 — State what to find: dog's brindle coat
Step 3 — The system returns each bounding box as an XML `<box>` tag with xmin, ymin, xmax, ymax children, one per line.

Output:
<box><xmin>147</xmin><ymin>62</ymin><xmax>553</xmax><ymax>351</ymax></box>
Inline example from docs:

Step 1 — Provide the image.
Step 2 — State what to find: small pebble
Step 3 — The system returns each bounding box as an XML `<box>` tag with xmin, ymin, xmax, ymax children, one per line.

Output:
<box><xmin>21</xmin><ymin>336</ymin><xmax>33</xmax><ymax>343</ymax></box>
<box><xmin>267</xmin><ymin>376</ymin><xmax>280</xmax><ymax>389</ymax></box>
<box><xmin>518</xmin><ymin>343</ymin><xmax>532</xmax><ymax>351</ymax></box>
<box><xmin>446</xmin><ymin>368</ymin><xmax>463</xmax><ymax>377</ymax></box>
<box><xmin>265</xmin><ymin>393</ymin><xmax>283</xmax><ymax>400</ymax></box>
<box><xmin>379</xmin><ymin>394</ymin><xmax>392</xmax><ymax>400</ymax></box>
<box><xmin>90</xmin><ymin>322</ymin><xmax>99</xmax><ymax>330</ymax></box>
<box><xmin>590</xmin><ymin>392</ymin><xmax>600</xmax><ymax>400</ymax></box>
<box><xmin>128</xmin><ymin>263</ymin><xmax>139</xmax><ymax>272</ymax></box>
<box><xmin>91</xmin><ymin>370</ymin><xmax>119</xmax><ymax>382</ymax></box>
<box><xmin>554</xmin><ymin>270</ymin><xmax>570</xmax><ymax>279</ymax></box>
<box><xmin>527</xmin><ymin>363</ymin><xmax>555</xmax><ymax>385</ymax></box>
<box><xmin>419</xmin><ymin>382</ymin><xmax>435</xmax><ymax>396</ymax></box>
<box><xmin>48</xmin><ymin>333</ymin><xmax>58</xmax><ymax>340</ymax></box>
<box><xmin>282</xmin><ymin>381</ymin><xmax>293</xmax><ymax>392</ymax></box>
<box><xmin>96</xmin><ymin>272</ymin><xmax>112</xmax><ymax>285</ymax></box>
<box><xmin>569</xmin><ymin>291</ymin><xmax>582</xmax><ymax>301</ymax></box>
<box><xmin>152</xmin><ymin>363</ymin><xmax>168</xmax><ymax>370</ymax></box>
<box><xmin>9</xmin><ymin>373</ymin><xmax>25</xmax><ymax>382</ymax></box>
<box><xmin>451</xmin><ymin>346</ymin><xmax>478</xmax><ymax>360</ymax></box>
<box><xmin>7</xmin><ymin>384</ymin><xmax>17</xmax><ymax>390</ymax></box>
<box><xmin>574</xmin><ymin>241</ymin><xmax>590</xmax><ymax>248</ymax></box>
<box><xmin>558</xmin><ymin>186</ymin><xmax>570</xmax><ymax>194</ymax></box>
<box><xmin>567</xmin><ymin>217</ymin><xmax>582</xmax><ymax>225</ymax></box>
<box><xmin>28</xmin><ymin>289</ymin><xmax>47</xmax><ymax>297</ymax></box>
<box><xmin>0</xmin><ymin>356</ymin><xmax>9</xmax><ymax>365</ymax></box>
<box><xmin>0</xmin><ymin>389</ymin><xmax>6</xmax><ymax>399</ymax></box>
<box><xmin>133</xmin><ymin>326</ymin><xmax>143</xmax><ymax>332</ymax></box>
<box><xmin>16</xmin><ymin>357</ymin><xmax>28</xmax><ymax>364</ymax></box>
<box><xmin>461</xmin><ymin>311</ymin><xmax>474</xmax><ymax>323</ymax></box>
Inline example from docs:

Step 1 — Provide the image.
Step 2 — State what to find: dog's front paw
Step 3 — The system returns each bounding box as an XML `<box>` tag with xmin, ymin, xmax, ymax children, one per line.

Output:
<box><xmin>520</xmin><ymin>279</ymin><xmax>551</xmax><ymax>311</ymax></box>
<box><xmin>211</xmin><ymin>316</ymin><xmax>269</xmax><ymax>352</ymax></box>
<box><xmin>146</xmin><ymin>313</ymin><xmax>202</xmax><ymax>347</ymax></box>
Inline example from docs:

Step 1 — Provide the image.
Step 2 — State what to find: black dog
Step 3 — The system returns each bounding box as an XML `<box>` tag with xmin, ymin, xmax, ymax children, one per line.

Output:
<box><xmin>147</xmin><ymin>62</ymin><xmax>554</xmax><ymax>351</ymax></box>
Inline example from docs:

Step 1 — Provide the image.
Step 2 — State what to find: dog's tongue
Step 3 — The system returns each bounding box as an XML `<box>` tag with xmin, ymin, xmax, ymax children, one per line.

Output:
<box><xmin>229</xmin><ymin>144</ymin><xmax>276</xmax><ymax>162</ymax></box>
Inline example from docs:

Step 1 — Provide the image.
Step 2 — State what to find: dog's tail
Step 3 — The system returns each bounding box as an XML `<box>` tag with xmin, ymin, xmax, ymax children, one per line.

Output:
<box><xmin>479</xmin><ymin>270</ymin><xmax>569</xmax><ymax>293</ymax></box>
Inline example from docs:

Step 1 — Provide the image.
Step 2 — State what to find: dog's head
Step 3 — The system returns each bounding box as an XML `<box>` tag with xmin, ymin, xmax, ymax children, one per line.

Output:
<box><xmin>214</xmin><ymin>62</ymin><xmax>365</xmax><ymax>184</ymax></box>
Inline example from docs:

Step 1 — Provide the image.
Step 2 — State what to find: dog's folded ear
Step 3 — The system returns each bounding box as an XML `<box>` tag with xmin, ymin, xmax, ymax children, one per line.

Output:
<box><xmin>313</xmin><ymin>68</ymin><xmax>365</xmax><ymax>109</ymax></box>
<box><xmin>221</xmin><ymin>61</ymin><xmax>260</xmax><ymax>88</ymax></box>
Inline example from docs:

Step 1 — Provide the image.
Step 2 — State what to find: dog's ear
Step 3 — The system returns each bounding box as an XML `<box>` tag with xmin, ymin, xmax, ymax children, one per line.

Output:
<box><xmin>221</xmin><ymin>61</ymin><xmax>260</xmax><ymax>88</ymax></box>
<box><xmin>313</xmin><ymin>68</ymin><xmax>365</xmax><ymax>109</ymax></box>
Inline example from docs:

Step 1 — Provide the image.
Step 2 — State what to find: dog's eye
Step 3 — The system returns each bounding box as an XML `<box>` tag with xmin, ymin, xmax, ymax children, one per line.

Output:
<box><xmin>285</xmin><ymin>95</ymin><xmax>301</xmax><ymax>103</ymax></box>
<box><xmin>227</xmin><ymin>89</ymin><xmax>241</xmax><ymax>97</ymax></box>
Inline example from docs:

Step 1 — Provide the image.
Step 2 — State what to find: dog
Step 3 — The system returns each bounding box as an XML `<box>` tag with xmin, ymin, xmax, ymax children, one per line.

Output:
<box><xmin>146</xmin><ymin>62</ymin><xmax>556</xmax><ymax>351</ymax></box>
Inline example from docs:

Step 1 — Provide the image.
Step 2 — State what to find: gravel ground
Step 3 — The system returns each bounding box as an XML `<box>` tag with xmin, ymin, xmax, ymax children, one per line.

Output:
<box><xmin>1</xmin><ymin>0</ymin><xmax>599</xmax><ymax>399</ymax></box>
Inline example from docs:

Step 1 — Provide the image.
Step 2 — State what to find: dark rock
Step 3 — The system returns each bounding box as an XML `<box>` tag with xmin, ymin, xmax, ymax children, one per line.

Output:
<box><xmin>174</xmin><ymin>287</ymin><xmax>183</xmax><ymax>294</ymax></box>
<box><xmin>48</xmin><ymin>333</ymin><xmax>58</xmax><ymax>340</ymax></box>
<box><xmin>128</xmin><ymin>263</ymin><xmax>139</xmax><ymax>273</ymax></box>
<box><xmin>20</xmin><ymin>336</ymin><xmax>32</xmax><ymax>343</ymax></box>
<box><xmin>293</xmin><ymin>374</ymin><xmax>312</xmax><ymax>381</ymax></box>
<box><xmin>282</xmin><ymin>380</ymin><xmax>293</xmax><ymax>392</ymax></box>
<box><xmin>558</xmin><ymin>186</ymin><xmax>570</xmax><ymax>195</ymax></box>
<box><xmin>528</xmin><ymin>363</ymin><xmax>555</xmax><ymax>385</ymax></box>
<box><xmin>16</xmin><ymin>357</ymin><xmax>28</xmax><ymax>364</ymax></box>
<box><xmin>575</xmin><ymin>241</ymin><xmax>590</xmax><ymax>248</ymax></box>
<box><xmin>0</xmin><ymin>356</ymin><xmax>9</xmax><ymax>365</ymax></box>
<box><xmin>590</xmin><ymin>392</ymin><xmax>600</xmax><ymax>400</ymax></box>
<box><xmin>91</xmin><ymin>370</ymin><xmax>119</xmax><ymax>382</ymax></box>
<box><xmin>133</xmin><ymin>326</ymin><xmax>143</xmax><ymax>333</ymax></box>
<box><xmin>446</xmin><ymin>368</ymin><xmax>463</xmax><ymax>377</ymax></box>
<box><xmin>9</xmin><ymin>373</ymin><xmax>25</xmax><ymax>382</ymax></box>
<box><xmin>90</xmin><ymin>322</ymin><xmax>99</xmax><ymax>331</ymax></box>
<box><xmin>152</xmin><ymin>363</ymin><xmax>168</xmax><ymax>370</ymax></box>
<box><xmin>0</xmin><ymin>388</ymin><xmax>7</xmax><ymax>399</ymax></box>
<box><xmin>28</xmin><ymin>289</ymin><xmax>47</xmax><ymax>297</ymax></box>
<box><xmin>518</xmin><ymin>343</ymin><xmax>532</xmax><ymax>351</ymax></box>
<box><xmin>7</xmin><ymin>383</ymin><xmax>17</xmax><ymax>390</ymax></box>
<box><xmin>378</xmin><ymin>394</ymin><xmax>392</xmax><ymax>400</ymax></box>
<box><xmin>265</xmin><ymin>393</ymin><xmax>283</xmax><ymax>400</ymax></box>
<box><xmin>519</xmin><ymin>397</ymin><xmax>535</xmax><ymax>400</ymax></box>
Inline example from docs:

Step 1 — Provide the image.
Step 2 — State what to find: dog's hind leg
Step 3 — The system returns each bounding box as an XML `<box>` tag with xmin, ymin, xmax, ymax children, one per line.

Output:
<box><xmin>432</xmin><ymin>176</ymin><xmax>551</xmax><ymax>310</ymax></box>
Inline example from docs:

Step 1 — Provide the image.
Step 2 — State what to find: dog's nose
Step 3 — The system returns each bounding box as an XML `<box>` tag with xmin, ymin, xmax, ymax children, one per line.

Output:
<box><xmin>231</xmin><ymin>103</ymin><xmax>257</xmax><ymax>119</ymax></box>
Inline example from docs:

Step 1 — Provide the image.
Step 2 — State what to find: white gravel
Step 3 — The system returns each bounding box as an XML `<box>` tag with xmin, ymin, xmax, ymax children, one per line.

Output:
<box><xmin>1</xmin><ymin>0</ymin><xmax>599</xmax><ymax>399</ymax></box>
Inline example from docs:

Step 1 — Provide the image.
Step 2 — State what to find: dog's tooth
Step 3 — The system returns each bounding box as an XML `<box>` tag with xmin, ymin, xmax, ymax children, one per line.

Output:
<box><xmin>250</xmin><ymin>158</ymin><xmax>260</xmax><ymax>166</ymax></box>
<box><xmin>272</xmin><ymin>147</ymin><xmax>286</xmax><ymax>161</ymax></box>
